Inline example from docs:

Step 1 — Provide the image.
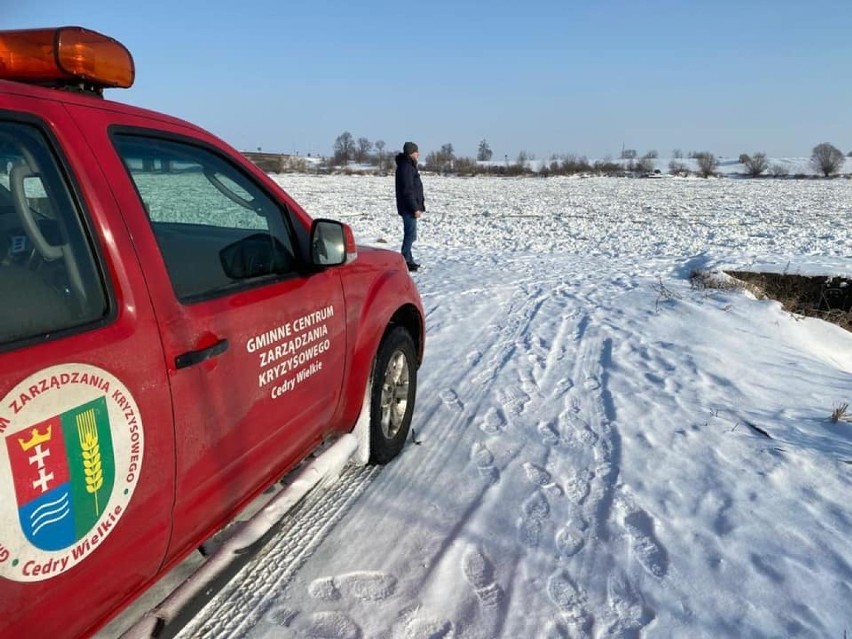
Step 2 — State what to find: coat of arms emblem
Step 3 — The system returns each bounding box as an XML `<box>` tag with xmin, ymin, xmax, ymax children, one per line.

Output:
<box><xmin>6</xmin><ymin>397</ymin><xmax>115</xmax><ymax>551</ymax></box>
<box><xmin>0</xmin><ymin>364</ymin><xmax>142</xmax><ymax>581</ymax></box>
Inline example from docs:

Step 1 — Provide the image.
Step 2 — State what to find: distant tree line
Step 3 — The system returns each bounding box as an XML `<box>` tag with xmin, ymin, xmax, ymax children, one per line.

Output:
<box><xmin>332</xmin><ymin>131</ymin><xmax>390</xmax><ymax>170</ymax></box>
<box><xmin>324</xmin><ymin>132</ymin><xmax>848</xmax><ymax>179</ymax></box>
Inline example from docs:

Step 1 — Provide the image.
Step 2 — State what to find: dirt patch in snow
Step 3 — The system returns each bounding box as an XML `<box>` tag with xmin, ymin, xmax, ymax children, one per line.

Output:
<box><xmin>726</xmin><ymin>272</ymin><xmax>852</xmax><ymax>332</ymax></box>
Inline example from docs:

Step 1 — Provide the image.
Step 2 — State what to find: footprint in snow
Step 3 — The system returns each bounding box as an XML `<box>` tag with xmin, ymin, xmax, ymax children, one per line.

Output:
<box><xmin>308</xmin><ymin>571</ymin><xmax>398</xmax><ymax>603</ymax></box>
<box><xmin>523</xmin><ymin>489</ymin><xmax>551</xmax><ymax>520</ymax></box>
<box><xmin>517</xmin><ymin>515</ymin><xmax>543</xmax><ymax>548</ymax></box>
<box><xmin>439</xmin><ymin>388</ymin><xmax>463</xmax><ymax>413</ymax></box>
<box><xmin>337</xmin><ymin>572</ymin><xmax>398</xmax><ymax>602</ymax></box>
<box><xmin>603</xmin><ymin>572</ymin><xmax>654</xmax><ymax>637</ymax></box>
<box><xmin>519</xmin><ymin>375</ymin><xmax>541</xmax><ymax>399</ymax></box>
<box><xmin>284</xmin><ymin>610</ymin><xmax>362</xmax><ymax>638</ymax></box>
<box><xmin>392</xmin><ymin>603</ymin><xmax>455</xmax><ymax>639</ymax></box>
<box><xmin>538</xmin><ymin>420</ymin><xmax>561</xmax><ymax>446</ymax></box>
<box><xmin>546</xmin><ymin>569</ymin><xmax>591</xmax><ymax>625</ymax></box>
<box><xmin>583</xmin><ymin>376</ymin><xmax>601</xmax><ymax>391</ymax></box>
<box><xmin>265</xmin><ymin>605</ymin><xmax>297</xmax><ymax>627</ymax></box>
<box><xmin>552</xmin><ymin>376</ymin><xmax>575</xmax><ymax>398</ymax></box>
<box><xmin>555</xmin><ymin>524</ymin><xmax>585</xmax><ymax>559</ymax></box>
<box><xmin>522</xmin><ymin>461</ymin><xmax>552</xmax><ymax>486</ymax></box>
<box><xmin>576</xmin><ymin>429</ymin><xmax>599</xmax><ymax>447</ymax></box>
<box><xmin>542</xmin><ymin>618</ymin><xmax>589</xmax><ymax>639</ymax></box>
<box><xmin>565</xmin><ymin>412</ymin><xmax>591</xmax><ymax>431</ymax></box>
<box><xmin>517</xmin><ymin>489</ymin><xmax>550</xmax><ymax>548</ymax></box>
<box><xmin>479</xmin><ymin>406</ymin><xmax>507</xmax><ymax>435</ymax></box>
<box><xmin>497</xmin><ymin>385</ymin><xmax>531</xmax><ymax>416</ymax></box>
<box><xmin>402</xmin><ymin>617</ymin><xmax>455</xmax><ymax>639</ymax></box>
<box><xmin>622</xmin><ymin>508</ymin><xmax>669</xmax><ymax>579</ymax></box>
<box><xmin>522</xmin><ymin>464</ymin><xmax>566</xmax><ymax>497</ymax></box>
<box><xmin>308</xmin><ymin>576</ymin><xmax>340</xmax><ymax>601</ymax></box>
<box><xmin>470</xmin><ymin>441</ymin><xmax>499</xmax><ymax>483</ymax></box>
<box><xmin>563</xmin><ymin>470</ymin><xmax>592</xmax><ymax>504</ymax></box>
<box><xmin>462</xmin><ymin>546</ymin><xmax>504</xmax><ymax>607</ymax></box>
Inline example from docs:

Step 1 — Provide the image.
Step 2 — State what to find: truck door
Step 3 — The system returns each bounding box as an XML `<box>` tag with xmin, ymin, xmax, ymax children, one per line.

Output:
<box><xmin>0</xmin><ymin>105</ymin><xmax>175</xmax><ymax>638</ymax></box>
<box><xmin>103</xmin><ymin>130</ymin><xmax>347</xmax><ymax>558</ymax></box>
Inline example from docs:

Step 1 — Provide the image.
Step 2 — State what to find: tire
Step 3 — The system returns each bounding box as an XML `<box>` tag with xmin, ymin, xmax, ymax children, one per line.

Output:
<box><xmin>368</xmin><ymin>326</ymin><xmax>417</xmax><ymax>464</ymax></box>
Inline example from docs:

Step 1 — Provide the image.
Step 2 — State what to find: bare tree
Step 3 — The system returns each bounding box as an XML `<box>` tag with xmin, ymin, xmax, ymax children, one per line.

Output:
<box><xmin>333</xmin><ymin>131</ymin><xmax>355</xmax><ymax>166</ymax></box>
<box><xmin>637</xmin><ymin>156</ymin><xmax>656</xmax><ymax>174</ymax></box>
<box><xmin>477</xmin><ymin>139</ymin><xmax>493</xmax><ymax>161</ymax></box>
<box><xmin>423</xmin><ymin>151</ymin><xmax>440</xmax><ymax>172</ymax></box>
<box><xmin>562</xmin><ymin>154</ymin><xmax>591</xmax><ymax>174</ymax></box>
<box><xmin>355</xmin><ymin>137</ymin><xmax>373</xmax><ymax>164</ymax></box>
<box><xmin>621</xmin><ymin>148</ymin><xmax>638</xmax><ymax>160</ymax></box>
<box><xmin>695</xmin><ymin>152</ymin><xmax>718</xmax><ymax>178</ymax></box>
<box><xmin>810</xmin><ymin>142</ymin><xmax>845</xmax><ymax>177</ymax></box>
<box><xmin>668</xmin><ymin>160</ymin><xmax>689</xmax><ymax>176</ymax></box>
<box><xmin>672</xmin><ymin>149</ymin><xmax>683</xmax><ymax>159</ymax></box>
<box><xmin>374</xmin><ymin>140</ymin><xmax>386</xmax><ymax>170</ymax></box>
<box><xmin>770</xmin><ymin>163</ymin><xmax>789</xmax><ymax>178</ymax></box>
<box><xmin>740</xmin><ymin>152</ymin><xmax>769</xmax><ymax>177</ymax></box>
<box><xmin>433</xmin><ymin>143</ymin><xmax>455</xmax><ymax>172</ymax></box>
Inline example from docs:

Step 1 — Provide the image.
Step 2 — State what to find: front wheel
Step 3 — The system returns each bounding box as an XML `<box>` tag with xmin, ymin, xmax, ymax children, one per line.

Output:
<box><xmin>369</xmin><ymin>326</ymin><xmax>417</xmax><ymax>464</ymax></box>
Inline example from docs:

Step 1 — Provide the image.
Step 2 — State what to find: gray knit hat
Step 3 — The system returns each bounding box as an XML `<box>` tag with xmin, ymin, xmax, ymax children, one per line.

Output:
<box><xmin>403</xmin><ymin>141</ymin><xmax>419</xmax><ymax>155</ymax></box>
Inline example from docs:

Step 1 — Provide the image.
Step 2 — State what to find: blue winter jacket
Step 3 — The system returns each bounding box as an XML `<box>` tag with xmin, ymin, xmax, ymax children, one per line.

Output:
<box><xmin>395</xmin><ymin>153</ymin><xmax>425</xmax><ymax>216</ymax></box>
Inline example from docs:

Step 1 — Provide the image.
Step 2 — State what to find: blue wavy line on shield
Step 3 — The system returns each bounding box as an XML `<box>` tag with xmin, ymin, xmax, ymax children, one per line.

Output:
<box><xmin>19</xmin><ymin>484</ymin><xmax>75</xmax><ymax>551</ymax></box>
<box><xmin>30</xmin><ymin>491</ymin><xmax>71</xmax><ymax>536</ymax></box>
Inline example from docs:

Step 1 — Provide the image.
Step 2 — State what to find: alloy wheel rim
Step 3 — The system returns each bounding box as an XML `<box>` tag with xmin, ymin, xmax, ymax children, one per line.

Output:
<box><xmin>380</xmin><ymin>350</ymin><xmax>410</xmax><ymax>438</ymax></box>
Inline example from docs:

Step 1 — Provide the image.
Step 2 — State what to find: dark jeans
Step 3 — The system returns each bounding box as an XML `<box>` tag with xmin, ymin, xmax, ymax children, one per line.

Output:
<box><xmin>401</xmin><ymin>214</ymin><xmax>417</xmax><ymax>263</ymax></box>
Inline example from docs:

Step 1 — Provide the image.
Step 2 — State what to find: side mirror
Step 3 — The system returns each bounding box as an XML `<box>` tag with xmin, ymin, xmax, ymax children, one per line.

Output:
<box><xmin>310</xmin><ymin>219</ymin><xmax>356</xmax><ymax>267</ymax></box>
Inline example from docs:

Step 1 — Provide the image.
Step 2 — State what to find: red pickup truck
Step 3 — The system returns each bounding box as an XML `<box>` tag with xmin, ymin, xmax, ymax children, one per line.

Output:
<box><xmin>0</xmin><ymin>27</ymin><xmax>424</xmax><ymax>638</ymax></box>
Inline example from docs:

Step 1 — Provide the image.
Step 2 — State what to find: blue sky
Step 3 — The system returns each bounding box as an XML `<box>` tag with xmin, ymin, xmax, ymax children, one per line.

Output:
<box><xmin>8</xmin><ymin>1</ymin><xmax>852</xmax><ymax>160</ymax></box>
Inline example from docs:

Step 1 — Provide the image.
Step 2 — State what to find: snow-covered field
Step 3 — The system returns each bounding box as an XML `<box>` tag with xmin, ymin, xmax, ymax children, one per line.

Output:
<box><xmin>285</xmin><ymin>174</ymin><xmax>851</xmax><ymax>264</ymax></box>
<box><xmin>164</xmin><ymin>175</ymin><xmax>851</xmax><ymax>639</ymax></box>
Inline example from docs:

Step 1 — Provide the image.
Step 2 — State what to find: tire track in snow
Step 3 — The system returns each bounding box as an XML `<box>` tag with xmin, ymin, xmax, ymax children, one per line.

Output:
<box><xmin>356</xmin><ymin>263</ymin><xmax>584</xmax><ymax>637</ymax></box>
<box><xmin>441</xmin><ymin>288</ymin><xmax>588</xmax><ymax>639</ymax></box>
<box><xmin>498</xmin><ymin>311</ymin><xmax>606</xmax><ymax>638</ymax></box>
<box><xmin>401</xmin><ymin>281</ymin><xmax>551</xmax><ymax>496</ymax></box>
<box><xmin>499</xmin><ymin>307</ymin><xmax>655</xmax><ymax>639</ymax></box>
<box><xmin>539</xmin><ymin>317</ymin><xmax>660</xmax><ymax>638</ymax></box>
<box><xmin>413</xmin><ymin>285</ymin><xmax>600</xmax><ymax>638</ymax></box>
<box><xmin>175</xmin><ymin>464</ymin><xmax>380</xmax><ymax>639</ymax></box>
<box><xmin>398</xmin><ymin>280</ymin><xmax>555</xmax><ymax>637</ymax></box>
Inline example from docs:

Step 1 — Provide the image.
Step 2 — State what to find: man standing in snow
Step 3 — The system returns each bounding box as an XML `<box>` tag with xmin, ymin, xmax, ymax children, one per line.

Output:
<box><xmin>395</xmin><ymin>141</ymin><xmax>425</xmax><ymax>272</ymax></box>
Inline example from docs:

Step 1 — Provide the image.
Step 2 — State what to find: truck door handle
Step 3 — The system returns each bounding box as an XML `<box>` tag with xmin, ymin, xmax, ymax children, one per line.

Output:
<box><xmin>175</xmin><ymin>338</ymin><xmax>229</xmax><ymax>370</ymax></box>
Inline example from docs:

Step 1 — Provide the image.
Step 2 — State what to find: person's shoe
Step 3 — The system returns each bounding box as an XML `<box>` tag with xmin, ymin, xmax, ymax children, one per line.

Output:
<box><xmin>406</xmin><ymin>261</ymin><xmax>420</xmax><ymax>272</ymax></box>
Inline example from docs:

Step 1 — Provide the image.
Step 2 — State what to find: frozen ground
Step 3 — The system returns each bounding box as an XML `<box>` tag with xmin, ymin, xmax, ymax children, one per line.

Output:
<box><xmin>164</xmin><ymin>175</ymin><xmax>851</xmax><ymax>639</ymax></box>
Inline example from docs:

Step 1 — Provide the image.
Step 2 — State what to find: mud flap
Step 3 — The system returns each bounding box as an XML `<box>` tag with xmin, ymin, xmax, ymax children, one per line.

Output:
<box><xmin>351</xmin><ymin>372</ymin><xmax>374</xmax><ymax>466</ymax></box>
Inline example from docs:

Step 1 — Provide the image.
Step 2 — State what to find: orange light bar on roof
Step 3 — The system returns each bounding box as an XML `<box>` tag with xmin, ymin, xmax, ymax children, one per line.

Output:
<box><xmin>0</xmin><ymin>26</ymin><xmax>134</xmax><ymax>90</ymax></box>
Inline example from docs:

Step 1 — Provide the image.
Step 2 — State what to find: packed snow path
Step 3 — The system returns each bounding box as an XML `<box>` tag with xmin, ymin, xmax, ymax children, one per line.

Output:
<box><xmin>181</xmin><ymin>253</ymin><xmax>661</xmax><ymax>638</ymax></box>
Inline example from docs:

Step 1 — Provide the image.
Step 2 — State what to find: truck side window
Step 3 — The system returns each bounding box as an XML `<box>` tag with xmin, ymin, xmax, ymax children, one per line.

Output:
<box><xmin>0</xmin><ymin>122</ymin><xmax>107</xmax><ymax>345</ymax></box>
<box><xmin>112</xmin><ymin>134</ymin><xmax>299</xmax><ymax>303</ymax></box>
